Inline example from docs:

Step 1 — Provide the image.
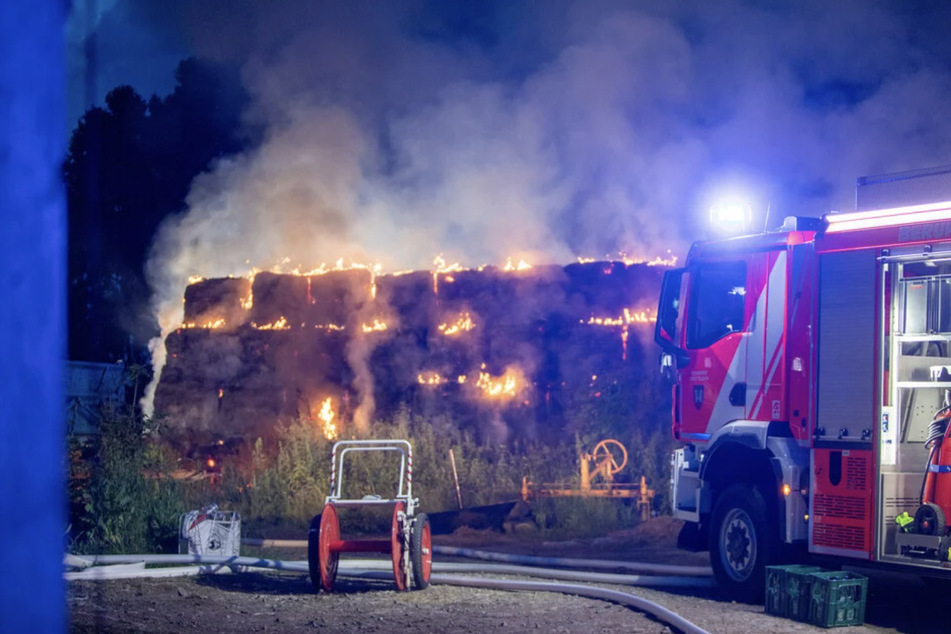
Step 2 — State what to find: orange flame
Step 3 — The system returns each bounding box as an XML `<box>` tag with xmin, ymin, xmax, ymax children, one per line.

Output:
<box><xmin>362</xmin><ymin>319</ymin><xmax>388</xmax><ymax>333</ymax></box>
<box><xmin>417</xmin><ymin>371</ymin><xmax>448</xmax><ymax>386</ymax></box>
<box><xmin>438</xmin><ymin>312</ymin><xmax>475</xmax><ymax>336</ymax></box>
<box><xmin>432</xmin><ymin>255</ymin><xmax>465</xmax><ymax>295</ymax></box>
<box><xmin>181</xmin><ymin>318</ymin><xmax>226</xmax><ymax>330</ymax></box>
<box><xmin>315</xmin><ymin>323</ymin><xmax>346</xmax><ymax>331</ymax></box>
<box><xmin>474</xmin><ymin>366</ymin><xmax>524</xmax><ymax>400</ymax></box>
<box><xmin>318</xmin><ymin>397</ymin><xmax>337</xmax><ymax>440</ymax></box>
<box><xmin>584</xmin><ymin>308</ymin><xmax>656</xmax><ymax>326</ymax></box>
<box><xmin>255</xmin><ymin>316</ymin><xmax>290</xmax><ymax>330</ymax></box>
<box><xmin>503</xmin><ymin>257</ymin><xmax>532</xmax><ymax>272</ymax></box>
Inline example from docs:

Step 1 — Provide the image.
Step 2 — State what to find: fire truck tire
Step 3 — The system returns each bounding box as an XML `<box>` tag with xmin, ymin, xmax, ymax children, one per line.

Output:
<box><xmin>709</xmin><ymin>484</ymin><xmax>776</xmax><ymax>603</ymax></box>
<box><xmin>307</xmin><ymin>513</ymin><xmax>321</xmax><ymax>593</ymax></box>
<box><xmin>411</xmin><ymin>513</ymin><xmax>433</xmax><ymax>590</ymax></box>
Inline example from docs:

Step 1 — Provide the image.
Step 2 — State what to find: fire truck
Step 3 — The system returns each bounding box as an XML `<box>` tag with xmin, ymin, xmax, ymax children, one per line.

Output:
<box><xmin>655</xmin><ymin>166</ymin><xmax>951</xmax><ymax>601</ymax></box>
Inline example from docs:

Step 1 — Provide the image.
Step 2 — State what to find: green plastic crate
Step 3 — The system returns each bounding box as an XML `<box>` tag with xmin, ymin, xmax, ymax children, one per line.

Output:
<box><xmin>764</xmin><ymin>565</ymin><xmax>823</xmax><ymax>618</ymax></box>
<box><xmin>785</xmin><ymin>566</ymin><xmax>823</xmax><ymax>621</ymax></box>
<box><xmin>807</xmin><ymin>570</ymin><xmax>868</xmax><ymax>628</ymax></box>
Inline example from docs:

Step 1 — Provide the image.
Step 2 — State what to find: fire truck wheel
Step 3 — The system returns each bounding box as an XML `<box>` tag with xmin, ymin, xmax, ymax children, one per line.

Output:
<box><xmin>709</xmin><ymin>483</ymin><xmax>776</xmax><ymax>603</ymax></box>
<box><xmin>411</xmin><ymin>513</ymin><xmax>433</xmax><ymax>590</ymax></box>
<box><xmin>306</xmin><ymin>513</ymin><xmax>322</xmax><ymax>593</ymax></box>
<box><xmin>915</xmin><ymin>502</ymin><xmax>946</xmax><ymax>536</ymax></box>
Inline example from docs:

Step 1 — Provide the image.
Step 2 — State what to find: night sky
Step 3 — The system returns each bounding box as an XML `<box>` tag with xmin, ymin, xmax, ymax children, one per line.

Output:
<box><xmin>67</xmin><ymin>0</ymin><xmax>951</xmax><ymax>337</ymax></box>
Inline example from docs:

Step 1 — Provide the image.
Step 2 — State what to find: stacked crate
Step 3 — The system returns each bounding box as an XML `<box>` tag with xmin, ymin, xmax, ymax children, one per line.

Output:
<box><xmin>765</xmin><ymin>565</ymin><xmax>867</xmax><ymax>628</ymax></box>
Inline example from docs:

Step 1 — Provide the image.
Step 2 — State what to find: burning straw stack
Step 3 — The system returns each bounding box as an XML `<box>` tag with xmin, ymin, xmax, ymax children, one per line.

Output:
<box><xmin>155</xmin><ymin>261</ymin><xmax>663</xmax><ymax>446</ymax></box>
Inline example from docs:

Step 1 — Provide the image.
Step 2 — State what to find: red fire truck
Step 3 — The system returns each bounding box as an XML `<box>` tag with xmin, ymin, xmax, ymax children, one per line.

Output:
<box><xmin>655</xmin><ymin>166</ymin><xmax>951</xmax><ymax>600</ymax></box>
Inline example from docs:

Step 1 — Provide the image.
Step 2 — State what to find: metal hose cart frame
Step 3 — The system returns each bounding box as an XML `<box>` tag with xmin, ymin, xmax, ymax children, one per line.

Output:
<box><xmin>308</xmin><ymin>439</ymin><xmax>432</xmax><ymax>592</ymax></box>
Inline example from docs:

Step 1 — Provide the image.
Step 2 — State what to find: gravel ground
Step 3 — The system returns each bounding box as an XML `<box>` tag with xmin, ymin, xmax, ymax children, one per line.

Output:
<box><xmin>67</xmin><ymin>519</ymin><xmax>949</xmax><ymax>633</ymax></box>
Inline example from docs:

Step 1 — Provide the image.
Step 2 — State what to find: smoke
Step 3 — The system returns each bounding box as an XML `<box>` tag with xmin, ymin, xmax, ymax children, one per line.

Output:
<box><xmin>142</xmin><ymin>0</ymin><xmax>951</xmax><ymax>417</ymax></box>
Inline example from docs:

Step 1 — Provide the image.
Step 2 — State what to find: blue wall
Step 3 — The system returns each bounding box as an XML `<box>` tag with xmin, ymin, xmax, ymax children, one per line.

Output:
<box><xmin>0</xmin><ymin>1</ymin><xmax>67</xmax><ymax>630</ymax></box>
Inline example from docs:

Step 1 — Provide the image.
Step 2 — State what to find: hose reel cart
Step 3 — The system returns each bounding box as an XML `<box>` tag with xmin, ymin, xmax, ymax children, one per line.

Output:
<box><xmin>308</xmin><ymin>439</ymin><xmax>432</xmax><ymax>592</ymax></box>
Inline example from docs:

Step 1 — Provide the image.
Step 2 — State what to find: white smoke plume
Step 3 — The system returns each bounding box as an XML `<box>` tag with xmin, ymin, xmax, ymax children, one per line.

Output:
<box><xmin>142</xmin><ymin>0</ymin><xmax>951</xmax><ymax>416</ymax></box>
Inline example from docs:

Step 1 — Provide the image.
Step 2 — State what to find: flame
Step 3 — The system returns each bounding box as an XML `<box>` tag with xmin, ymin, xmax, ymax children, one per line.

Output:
<box><xmin>433</xmin><ymin>255</ymin><xmax>465</xmax><ymax>294</ymax></box>
<box><xmin>241</xmin><ymin>275</ymin><xmax>255</xmax><ymax>310</ymax></box>
<box><xmin>584</xmin><ymin>308</ymin><xmax>656</xmax><ymax>326</ymax></box>
<box><xmin>618</xmin><ymin>251</ymin><xmax>678</xmax><ymax>267</ymax></box>
<box><xmin>255</xmin><ymin>316</ymin><xmax>289</xmax><ymax>330</ymax></box>
<box><xmin>316</xmin><ymin>323</ymin><xmax>346</xmax><ymax>331</ymax></box>
<box><xmin>438</xmin><ymin>312</ymin><xmax>475</xmax><ymax>336</ymax></box>
<box><xmin>503</xmin><ymin>257</ymin><xmax>532</xmax><ymax>272</ymax></box>
<box><xmin>317</xmin><ymin>397</ymin><xmax>337</xmax><ymax>440</ymax></box>
<box><xmin>361</xmin><ymin>319</ymin><xmax>388</xmax><ymax>333</ymax></box>
<box><xmin>187</xmin><ymin>275</ymin><xmax>205</xmax><ymax>284</ymax></box>
<box><xmin>218</xmin><ymin>388</ymin><xmax>224</xmax><ymax>399</ymax></box>
<box><xmin>417</xmin><ymin>371</ymin><xmax>448</xmax><ymax>385</ymax></box>
<box><xmin>181</xmin><ymin>318</ymin><xmax>226</xmax><ymax>330</ymax></box>
<box><xmin>576</xmin><ymin>257</ymin><xmax>595</xmax><ymax>264</ymax></box>
<box><xmin>474</xmin><ymin>366</ymin><xmax>524</xmax><ymax>400</ymax></box>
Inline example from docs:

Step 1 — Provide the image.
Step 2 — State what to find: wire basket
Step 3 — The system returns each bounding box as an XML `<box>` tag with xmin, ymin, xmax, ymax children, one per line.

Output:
<box><xmin>179</xmin><ymin>504</ymin><xmax>241</xmax><ymax>557</ymax></box>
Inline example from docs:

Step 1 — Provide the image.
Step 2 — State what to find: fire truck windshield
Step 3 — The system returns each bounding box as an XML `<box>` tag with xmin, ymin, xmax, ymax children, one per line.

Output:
<box><xmin>685</xmin><ymin>260</ymin><xmax>746</xmax><ymax>349</ymax></box>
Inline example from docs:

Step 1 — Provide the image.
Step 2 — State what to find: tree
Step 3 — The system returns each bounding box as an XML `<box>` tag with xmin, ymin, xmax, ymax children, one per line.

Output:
<box><xmin>64</xmin><ymin>58</ymin><xmax>249</xmax><ymax>362</ymax></box>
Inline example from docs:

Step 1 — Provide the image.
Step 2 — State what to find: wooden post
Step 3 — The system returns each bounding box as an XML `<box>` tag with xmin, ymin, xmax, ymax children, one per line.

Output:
<box><xmin>449</xmin><ymin>449</ymin><xmax>463</xmax><ymax>509</ymax></box>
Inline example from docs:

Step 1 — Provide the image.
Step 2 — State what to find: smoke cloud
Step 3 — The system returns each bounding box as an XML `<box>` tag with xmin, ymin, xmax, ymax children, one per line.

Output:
<box><xmin>140</xmin><ymin>0</ymin><xmax>951</xmax><ymax>416</ymax></box>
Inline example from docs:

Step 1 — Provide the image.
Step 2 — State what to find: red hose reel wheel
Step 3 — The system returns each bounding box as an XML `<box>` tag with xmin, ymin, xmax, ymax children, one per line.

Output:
<box><xmin>318</xmin><ymin>503</ymin><xmax>341</xmax><ymax>592</ymax></box>
<box><xmin>411</xmin><ymin>513</ymin><xmax>432</xmax><ymax>590</ymax></box>
<box><xmin>391</xmin><ymin>501</ymin><xmax>408</xmax><ymax>591</ymax></box>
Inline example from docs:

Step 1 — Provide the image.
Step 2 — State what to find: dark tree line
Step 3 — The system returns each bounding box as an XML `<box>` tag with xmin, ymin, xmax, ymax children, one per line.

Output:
<box><xmin>65</xmin><ymin>58</ymin><xmax>250</xmax><ymax>362</ymax></box>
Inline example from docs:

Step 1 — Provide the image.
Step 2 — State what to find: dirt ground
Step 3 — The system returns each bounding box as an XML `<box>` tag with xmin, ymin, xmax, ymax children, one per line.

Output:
<box><xmin>67</xmin><ymin>518</ymin><xmax>949</xmax><ymax>634</ymax></box>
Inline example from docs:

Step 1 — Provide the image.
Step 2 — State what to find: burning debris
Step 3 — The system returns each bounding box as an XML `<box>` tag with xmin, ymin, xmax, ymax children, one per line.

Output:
<box><xmin>153</xmin><ymin>259</ymin><xmax>665</xmax><ymax>446</ymax></box>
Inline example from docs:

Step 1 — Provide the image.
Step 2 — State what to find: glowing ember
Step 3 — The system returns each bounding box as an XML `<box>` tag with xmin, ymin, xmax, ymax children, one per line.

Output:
<box><xmin>317</xmin><ymin>397</ymin><xmax>337</xmax><ymax>440</ymax></box>
<box><xmin>218</xmin><ymin>388</ymin><xmax>224</xmax><ymax>399</ymax></box>
<box><xmin>315</xmin><ymin>323</ymin><xmax>346</xmax><ymax>331</ymax></box>
<box><xmin>361</xmin><ymin>319</ymin><xmax>388</xmax><ymax>333</ymax></box>
<box><xmin>187</xmin><ymin>275</ymin><xmax>205</xmax><ymax>284</ymax></box>
<box><xmin>437</xmin><ymin>312</ymin><xmax>475</xmax><ymax>336</ymax></box>
<box><xmin>503</xmin><ymin>257</ymin><xmax>532</xmax><ymax>272</ymax></box>
<box><xmin>255</xmin><ymin>316</ymin><xmax>290</xmax><ymax>330</ymax></box>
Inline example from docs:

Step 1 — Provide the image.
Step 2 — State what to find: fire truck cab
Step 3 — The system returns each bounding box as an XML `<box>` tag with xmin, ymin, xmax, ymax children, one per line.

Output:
<box><xmin>656</xmin><ymin>167</ymin><xmax>951</xmax><ymax>601</ymax></box>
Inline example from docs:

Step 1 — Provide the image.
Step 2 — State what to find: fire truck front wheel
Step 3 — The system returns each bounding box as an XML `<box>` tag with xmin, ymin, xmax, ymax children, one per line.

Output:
<box><xmin>709</xmin><ymin>483</ymin><xmax>776</xmax><ymax>603</ymax></box>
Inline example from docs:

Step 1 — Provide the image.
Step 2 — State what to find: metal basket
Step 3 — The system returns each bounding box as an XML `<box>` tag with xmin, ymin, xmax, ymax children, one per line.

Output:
<box><xmin>179</xmin><ymin>505</ymin><xmax>241</xmax><ymax>557</ymax></box>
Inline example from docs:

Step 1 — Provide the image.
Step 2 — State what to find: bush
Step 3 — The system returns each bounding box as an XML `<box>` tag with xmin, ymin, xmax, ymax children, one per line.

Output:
<box><xmin>68</xmin><ymin>406</ymin><xmax>183</xmax><ymax>554</ymax></box>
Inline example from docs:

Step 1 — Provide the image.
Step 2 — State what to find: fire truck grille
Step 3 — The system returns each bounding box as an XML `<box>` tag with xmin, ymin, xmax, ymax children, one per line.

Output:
<box><xmin>813</xmin><ymin>522</ymin><xmax>866</xmax><ymax>551</ymax></box>
<box><xmin>814</xmin><ymin>494</ymin><xmax>866</xmax><ymax>520</ymax></box>
<box><xmin>846</xmin><ymin>456</ymin><xmax>868</xmax><ymax>490</ymax></box>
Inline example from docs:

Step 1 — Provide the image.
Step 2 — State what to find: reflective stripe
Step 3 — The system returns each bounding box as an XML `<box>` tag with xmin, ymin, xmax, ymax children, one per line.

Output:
<box><xmin>927</xmin><ymin>464</ymin><xmax>951</xmax><ymax>473</ymax></box>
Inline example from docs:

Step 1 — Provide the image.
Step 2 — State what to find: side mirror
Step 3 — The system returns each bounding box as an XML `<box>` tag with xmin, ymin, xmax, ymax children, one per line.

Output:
<box><xmin>658</xmin><ymin>351</ymin><xmax>688</xmax><ymax>381</ymax></box>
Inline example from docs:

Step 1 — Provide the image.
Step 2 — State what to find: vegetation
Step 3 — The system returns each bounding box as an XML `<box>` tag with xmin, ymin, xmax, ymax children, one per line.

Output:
<box><xmin>68</xmin><ymin>397</ymin><xmax>673</xmax><ymax>553</ymax></box>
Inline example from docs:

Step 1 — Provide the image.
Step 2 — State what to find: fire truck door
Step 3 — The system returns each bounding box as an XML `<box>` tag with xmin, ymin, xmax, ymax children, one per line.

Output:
<box><xmin>745</xmin><ymin>251</ymin><xmax>787</xmax><ymax>422</ymax></box>
<box><xmin>679</xmin><ymin>259</ymin><xmax>749</xmax><ymax>440</ymax></box>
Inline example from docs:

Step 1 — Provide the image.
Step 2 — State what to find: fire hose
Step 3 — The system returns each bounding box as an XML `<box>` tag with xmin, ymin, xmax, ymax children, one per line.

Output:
<box><xmin>66</xmin><ymin>552</ymin><xmax>712</xmax><ymax>634</ymax></box>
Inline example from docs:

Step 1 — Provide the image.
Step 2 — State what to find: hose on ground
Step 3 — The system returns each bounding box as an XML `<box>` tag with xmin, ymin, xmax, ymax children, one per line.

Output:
<box><xmin>66</xmin><ymin>553</ymin><xmax>713</xmax><ymax>633</ymax></box>
<box><xmin>433</xmin><ymin>545</ymin><xmax>713</xmax><ymax>576</ymax></box>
